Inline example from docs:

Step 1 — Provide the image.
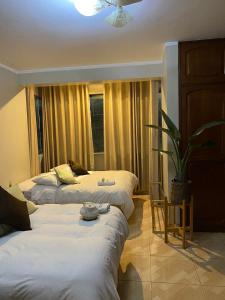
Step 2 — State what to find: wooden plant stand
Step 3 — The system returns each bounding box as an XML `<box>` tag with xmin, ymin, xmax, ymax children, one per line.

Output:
<box><xmin>164</xmin><ymin>197</ymin><xmax>194</xmax><ymax>249</ymax></box>
<box><xmin>151</xmin><ymin>195</ymin><xmax>194</xmax><ymax>249</ymax></box>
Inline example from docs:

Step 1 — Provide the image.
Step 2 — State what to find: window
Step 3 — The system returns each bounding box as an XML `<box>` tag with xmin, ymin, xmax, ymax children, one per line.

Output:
<box><xmin>34</xmin><ymin>94</ymin><xmax>104</xmax><ymax>155</ymax></box>
<box><xmin>35</xmin><ymin>95</ymin><xmax>43</xmax><ymax>154</ymax></box>
<box><xmin>90</xmin><ymin>94</ymin><xmax>104</xmax><ymax>153</ymax></box>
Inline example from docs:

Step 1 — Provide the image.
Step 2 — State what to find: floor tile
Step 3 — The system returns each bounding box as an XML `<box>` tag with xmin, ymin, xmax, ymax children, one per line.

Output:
<box><xmin>151</xmin><ymin>256</ymin><xmax>200</xmax><ymax>284</ymax></box>
<box><xmin>186</xmin><ymin>245</ymin><xmax>225</xmax><ymax>263</ymax></box>
<box><xmin>150</xmin><ymin>235</ymin><xmax>187</xmax><ymax>257</ymax></box>
<box><xmin>195</xmin><ymin>239</ymin><xmax>225</xmax><ymax>260</ymax></box>
<box><xmin>202</xmin><ymin>285</ymin><xmax>225</xmax><ymax>300</ymax></box>
<box><xmin>119</xmin><ymin>254</ymin><xmax>151</xmax><ymax>282</ymax></box>
<box><xmin>150</xmin><ymin>235</ymin><xmax>203</xmax><ymax>261</ymax></box>
<box><xmin>119</xmin><ymin>195</ymin><xmax>225</xmax><ymax>300</ymax></box>
<box><xmin>152</xmin><ymin>283</ymin><xmax>205</xmax><ymax>300</ymax></box>
<box><xmin>196</xmin><ymin>258</ymin><xmax>225</xmax><ymax>286</ymax></box>
<box><xmin>194</xmin><ymin>233</ymin><xmax>225</xmax><ymax>242</ymax></box>
<box><xmin>150</xmin><ymin>234</ymin><xmax>225</xmax><ymax>262</ymax></box>
<box><xmin>118</xmin><ymin>281</ymin><xmax>151</xmax><ymax>300</ymax></box>
<box><xmin>123</xmin><ymin>235</ymin><xmax>150</xmax><ymax>255</ymax></box>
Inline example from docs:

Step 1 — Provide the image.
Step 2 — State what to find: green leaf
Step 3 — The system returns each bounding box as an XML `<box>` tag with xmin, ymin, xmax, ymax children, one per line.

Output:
<box><xmin>189</xmin><ymin>120</ymin><xmax>225</xmax><ymax>141</ymax></box>
<box><xmin>152</xmin><ymin>148</ymin><xmax>173</xmax><ymax>155</ymax></box>
<box><xmin>145</xmin><ymin>124</ymin><xmax>171</xmax><ymax>136</ymax></box>
<box><xmin>161</xmin><ymin>109</ymin><xmax>181</xmax><ymax>140</ymax></box>
<box><xmin>153</xmin><ymin>148</ymin><xmax>179</xmax><ymax>175</ymax></box>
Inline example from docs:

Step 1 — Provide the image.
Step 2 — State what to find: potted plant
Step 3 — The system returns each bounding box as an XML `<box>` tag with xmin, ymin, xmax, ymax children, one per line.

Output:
<box><xmin>146</xmin><ymin>110</ymin><xmax>225</xmax><ymax>204</ymax></box>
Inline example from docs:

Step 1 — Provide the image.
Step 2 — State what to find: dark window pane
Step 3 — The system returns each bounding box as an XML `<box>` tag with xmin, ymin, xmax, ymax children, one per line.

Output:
<box><xmin>90</xmin><ymin>94</ymin><xmax>104</xmax><ymax>153</ymax></box>
<box><xmin>35</xmin><ymin>96</ymin><xmax>43</xmax><ymax>154</ymax></box>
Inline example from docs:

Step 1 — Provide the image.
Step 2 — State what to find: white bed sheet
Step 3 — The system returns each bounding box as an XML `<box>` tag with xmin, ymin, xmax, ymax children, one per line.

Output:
<box><xmin>20</xmin><ymin>170</ymin><xmax>138</xmax><ymax>219</ymax></box>
<box><xmin>0</xmin><ymin>204</ymin><xmax>128</xmax><ymax>300</ymax></box>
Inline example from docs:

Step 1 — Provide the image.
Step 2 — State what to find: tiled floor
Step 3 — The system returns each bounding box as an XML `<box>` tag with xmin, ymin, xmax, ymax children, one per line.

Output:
<box><xmin>118</xmin><ymin>196</ymin><xmax>225</xmax><ymax>300</ymax></box>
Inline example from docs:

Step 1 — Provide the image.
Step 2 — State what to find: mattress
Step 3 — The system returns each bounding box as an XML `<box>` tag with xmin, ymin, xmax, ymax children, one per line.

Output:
<box><xmin>0</xmin><ymin>204</ymin><xmax>128</xmax><ymax>300</ymax></box>
<box><xmin>19</xmin><ymin>170</ymin><xmax>138</xmax><ymax>219</ymax></box>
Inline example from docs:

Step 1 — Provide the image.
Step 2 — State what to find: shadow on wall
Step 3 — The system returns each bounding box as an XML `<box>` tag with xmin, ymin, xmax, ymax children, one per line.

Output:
<box><xmin>0</xmin><ymin>66</ymin><xmax>22</xmax><ymax>109</ymax></box>
<box><xmin>127</xmin><ymin>198</ymin><xmax>145</xmax><ymax>239</ymax></box>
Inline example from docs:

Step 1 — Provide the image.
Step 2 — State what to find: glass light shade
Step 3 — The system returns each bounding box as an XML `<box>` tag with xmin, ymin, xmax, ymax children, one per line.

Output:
<box><xmin>72</xmin><ymin>0</ymin><xmax>105</xmax><ymax>16</ymax></box>
<box><xmin>105</xmin><ymin>6</ymin><xmax>132</xmax><ymax>28</ymax></box>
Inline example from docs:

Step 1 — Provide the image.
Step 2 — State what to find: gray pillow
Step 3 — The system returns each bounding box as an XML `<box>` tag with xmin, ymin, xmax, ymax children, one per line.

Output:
<box><xmin>33</xmin><ymin>173</ymin><xmax>61</xmax><ymax>187</ymax></box>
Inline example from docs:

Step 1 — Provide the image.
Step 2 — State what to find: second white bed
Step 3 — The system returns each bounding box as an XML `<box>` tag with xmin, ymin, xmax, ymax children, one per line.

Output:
<box><xmin>19</xmin><ymin>170</ymin><xmax>138</xmax><ymax>219</ymax></box>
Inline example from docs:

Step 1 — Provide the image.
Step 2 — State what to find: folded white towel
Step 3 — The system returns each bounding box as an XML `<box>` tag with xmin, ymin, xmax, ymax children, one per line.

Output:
<box><xmin>98</xmin><ymin>180</ymin><xmax>115</xmax><ymax>186</ymax></box>
<box><xmin>96</xmin><ymin>203</ymin><xmax>110</xmax><ymax>214</ymax></box>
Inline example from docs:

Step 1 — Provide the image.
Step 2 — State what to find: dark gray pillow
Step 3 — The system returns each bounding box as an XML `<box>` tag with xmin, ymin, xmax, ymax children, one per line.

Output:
<box><xmin>0</xmin><ymin>186</ymin><xmax>31</xmax><ymax>233</ymax></box>
<box><xmin>68</xmin><ymin>160</ymin><xmax>89</xmax><ymax>176</ymax></box>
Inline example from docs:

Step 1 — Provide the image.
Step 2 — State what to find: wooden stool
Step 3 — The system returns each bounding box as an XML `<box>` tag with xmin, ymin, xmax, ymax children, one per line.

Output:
<box><xmin>164</xmin><ymin>196</ymin><xmax>194</xmax><ymax>249</ymax></box>
<box><xmin>150</xmin><ymin>182</ymin><xmax>194</xmax><ymax>249</ymax></box>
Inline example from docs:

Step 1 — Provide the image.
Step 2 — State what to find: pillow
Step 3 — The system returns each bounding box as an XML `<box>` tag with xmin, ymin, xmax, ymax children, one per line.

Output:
<box><xmin>33</xmin><ymin>173</ymin><xmax>61</xmax><ymax>187</ymax></box>
<box><xmin>68</xmin><ymin>160</ymin><xmax>89</xmax><ymax>176</ymax></box>
<box><xmin>7</xmin><ymin>185</ymin><xmax>38</xmax><ymax>215</ymax></box>
<box><xmin>54</xmin><ymin>164</ymin><xmax>78</xmax><ymax>184</ymax></box>
<box><xmin>50</xmin><ymin>167</ymin><xmax>76</xmax><ymax>176</ymax></box>
<box><xmin>0</xmin><ymin>186</ymin><xmax>31</xmax><ymax>231</ymax></box>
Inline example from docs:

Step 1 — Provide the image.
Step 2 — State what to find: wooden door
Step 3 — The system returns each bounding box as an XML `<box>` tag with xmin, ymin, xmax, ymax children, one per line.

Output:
<box><xmin>179</xmin><ymin>39</ymin><xmax>225</xmax><ymax>232</ymax></box>
<box><xmin>180</xmin><ymin>39</ymin><xmax>225</xmax><ymax>85</ymax></box>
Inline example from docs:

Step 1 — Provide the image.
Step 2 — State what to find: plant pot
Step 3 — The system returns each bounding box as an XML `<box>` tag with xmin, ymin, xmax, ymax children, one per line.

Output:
<box><xmin>170</xmin><ymin>180</ymin><xmax>192</xmax><ymax>204</ymax></box>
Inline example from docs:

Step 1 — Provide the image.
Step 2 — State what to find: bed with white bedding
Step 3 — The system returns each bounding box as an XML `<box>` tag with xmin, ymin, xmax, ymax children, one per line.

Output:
<box><xmin>0</xmin><ymin>204</ymin><xmax>128</xmax><ymax>300</ymax></box>
<box><xmin>19</xmin><ymin>170</ymin><xmax>138</xmax><ymax>219</ymax></box>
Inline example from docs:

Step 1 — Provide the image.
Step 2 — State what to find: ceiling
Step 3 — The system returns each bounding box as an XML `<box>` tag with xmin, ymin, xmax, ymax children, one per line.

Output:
<box><xmin>0</xmin><ymin>0</ymin><xmax>225</xmax><ymax>71</ymax></box>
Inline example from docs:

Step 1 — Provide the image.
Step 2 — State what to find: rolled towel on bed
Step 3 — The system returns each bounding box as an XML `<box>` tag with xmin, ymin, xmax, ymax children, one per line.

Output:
<box><xmin>98</xmin><ymin>179</ymin><xmax>115</xmax><ymax>186</ymax></box>
<box><xmin>96</xmin><ymin>203</ymin><xmax>110</xmax><ymax>214</ymax></box>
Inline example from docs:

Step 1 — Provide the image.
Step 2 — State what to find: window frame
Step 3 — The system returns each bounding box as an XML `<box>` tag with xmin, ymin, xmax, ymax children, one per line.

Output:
<box><xmin>89</xmin><ymin>93</ymin><xmax>104</xmax><ymax>154</ymax></box>
<box><xmin>34</xmin><ymin>95</ymin><xmax>43</xmax><ymax>155</ymax></box>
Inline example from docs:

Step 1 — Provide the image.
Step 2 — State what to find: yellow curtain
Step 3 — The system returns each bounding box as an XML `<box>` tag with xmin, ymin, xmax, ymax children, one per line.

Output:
<box><xmin>104</xmin><ymin>81</ymin><xmax>159</xmax><ymax>192</ymax></box>
<box><xmin>41</xmin><ymin>85</ymin><xmax>94</xmax><ymax>172</ymax></box>
<box><xmin>26</xmin><ymin>87</ymin><xmax>40</xmax><ymax>177</ymax></box>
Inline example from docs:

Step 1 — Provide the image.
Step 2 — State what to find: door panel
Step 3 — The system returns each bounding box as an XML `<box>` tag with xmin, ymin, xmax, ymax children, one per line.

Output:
<box><xmin>180</xmin><ymin>40</ymin><xmax>225</xmax><ymax>85</ymax></box>
<box><xmin>189</xmin><ymin>161</ymin><xmax>225</xmax><ymax>231</ymax></box>
<box><xmin>179</xmin><ymin>39</ymin><xmax>225</xmax><ymax>232</ymax></box>
<box><xmin>181</xmin><ymin>85</ymin><xmax>225</xmax><ymax>161</ymax></box>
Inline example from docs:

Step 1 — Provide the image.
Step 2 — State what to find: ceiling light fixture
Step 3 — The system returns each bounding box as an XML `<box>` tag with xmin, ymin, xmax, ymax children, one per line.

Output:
<box><xmin>71</xmin><ymin>0</ymin><xmax>142</xmax><ymax>28</ymax></box>
<box><xmin>72</xmin><ymin>0</ymin><xmax>105</xmax><ymax>17</ymax></box>
<box><xmin>105</xmin><ymin>5</ymin><xmax>132</xmax><ymax>28</ymax></box>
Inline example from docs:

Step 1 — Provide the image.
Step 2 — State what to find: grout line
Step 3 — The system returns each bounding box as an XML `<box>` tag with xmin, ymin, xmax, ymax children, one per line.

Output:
<box><xmin>150</xmin><ymin>280</ymin><xmax>202</xmax><ymax>285</ymax></box>
<box><xmin>119</xmin><ymin>279</ymin><xmax>151</xmax><ymax>283</ymax></box>
<box><xmin>191</xmin><ymin>256</ymin><xmax>203</xmax><ymax>285</ymax></box>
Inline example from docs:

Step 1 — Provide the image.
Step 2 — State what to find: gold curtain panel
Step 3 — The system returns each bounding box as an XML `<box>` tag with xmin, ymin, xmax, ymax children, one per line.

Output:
<box><xmin>40</xmin><ymin>84</ymin><xmax>94</xmax><ymax>172</ymax></box>
<box><xmin>104</xmin><ymin>80</ymin><xmax>159</xmax><ymax>191</ymax></box>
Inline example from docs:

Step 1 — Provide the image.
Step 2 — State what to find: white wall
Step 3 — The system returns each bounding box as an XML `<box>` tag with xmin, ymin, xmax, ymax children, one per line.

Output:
<box><xmin>0</xmin><ymin>60</ymin><xmax>163</xmax><ymax>183</ymax></box>
<box><xmin>0</xmin><ymin>81</ymin><xmax>30</xmax><ymax>187</ymax></box>
<box><xmin>0</xmin><ymin>65</ymin><xmax>21</xmax><ymax>108</ymax></box>
<box><xmin>18</xmin><ymin>61</ymin><xmax>162</xmax><ymax>86</ymax></box>
<box><xmin>161</xmin><ymin>42</ymin><xmax>179</xmax><ymax>197</ymax></box>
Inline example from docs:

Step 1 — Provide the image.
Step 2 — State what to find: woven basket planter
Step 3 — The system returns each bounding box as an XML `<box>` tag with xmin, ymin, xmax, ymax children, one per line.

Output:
<box><xmin>171</xmin><ymin>180</ymin><xmax>192</xmax><ymax>204</ymax></box>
